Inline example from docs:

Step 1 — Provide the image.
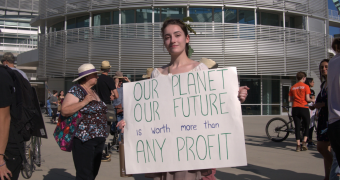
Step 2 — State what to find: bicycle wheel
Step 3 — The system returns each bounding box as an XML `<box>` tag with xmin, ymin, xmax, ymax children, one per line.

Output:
<box><xmin>266</xmin><ymin>118</ymin><xmax>290</xmax><ymax>142</ymax></box>
<box><xmin>21</xmin><ymin>141</ymin><xmax>33</xmax><ymax>179</ymax></box>
<box><xmin>32</xmin><ymin>137</ymin><xmax>41</xmax><ymax>167</ymax></box>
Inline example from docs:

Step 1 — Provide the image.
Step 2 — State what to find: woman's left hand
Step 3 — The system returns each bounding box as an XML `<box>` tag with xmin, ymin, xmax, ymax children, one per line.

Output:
<box><xmin>238</xmin><ymin>86</ymin><xmax>249</xmax><ymax>103</ymax></box>
<box><xmin>117</xmin><ymin>120</ymin><xmax>126</xmax><ymax>133</ymax></box>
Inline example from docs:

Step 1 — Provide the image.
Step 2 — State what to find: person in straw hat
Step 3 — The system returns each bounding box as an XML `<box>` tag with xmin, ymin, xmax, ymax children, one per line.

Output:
<box><xmin>61</xmin><ymin>63</ymin><xmax>108</xmax><ymax>179</ymax></box>
<box><xmin>93</xmin><ymin>60</ymin><xmax>118</xmax><ymax>162</ymax></box>
<box><xmin>142</xmin><ymin>68</ymin><xmax>154</xmax><ymax>79</ymax></box>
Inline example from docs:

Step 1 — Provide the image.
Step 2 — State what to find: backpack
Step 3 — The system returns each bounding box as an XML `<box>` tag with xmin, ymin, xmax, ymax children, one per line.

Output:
<box><xmin>1</xmin><ymin>65</ymin><xmax>41</xmax><ymax>141</ymax></box>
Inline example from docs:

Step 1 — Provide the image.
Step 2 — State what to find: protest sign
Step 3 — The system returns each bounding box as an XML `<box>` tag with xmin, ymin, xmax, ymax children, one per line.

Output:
<box><xmin>123</xmin><ymin>67</ymin><xmax>247</xmax><ymax>174</ymax></box>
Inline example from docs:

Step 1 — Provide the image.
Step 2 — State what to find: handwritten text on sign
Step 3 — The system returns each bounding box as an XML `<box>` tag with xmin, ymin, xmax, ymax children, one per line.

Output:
<box><xmin>123</xmin><ymin>67</ymin><xmax>247</xmax><ymax>174</ymax></box>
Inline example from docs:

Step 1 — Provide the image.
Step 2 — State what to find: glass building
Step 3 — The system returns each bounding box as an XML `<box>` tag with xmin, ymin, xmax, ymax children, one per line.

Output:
<box><xmin>0</xmin><ymin>0</ymin><xmax>38</xmax><ymax>56</ymax></box>
<box><xmin>32</xmin><ymin>0</ymin><xmax>331</xmax><ymax>115</ymax></box>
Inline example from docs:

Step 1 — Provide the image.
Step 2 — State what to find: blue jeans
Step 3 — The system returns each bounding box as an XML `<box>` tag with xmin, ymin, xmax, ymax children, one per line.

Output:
<box><xmin>47</xmin><ymin>105</ymin><xmax>52</xmax><ymax>116</ymax></box>
<box><xmin>330</xmin><ymin>150</ymin><xmax>340</xmax><ymax>180</ymax></box>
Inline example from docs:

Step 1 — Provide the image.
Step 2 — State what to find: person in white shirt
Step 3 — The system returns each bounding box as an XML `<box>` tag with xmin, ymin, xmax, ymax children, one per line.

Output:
<box><xmin>327</xmin><ymin>38</ymin><xmax>340</xmax><ymax>175</ymax></box>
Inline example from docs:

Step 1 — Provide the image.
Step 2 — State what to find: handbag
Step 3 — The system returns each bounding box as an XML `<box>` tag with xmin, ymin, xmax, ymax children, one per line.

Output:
<box><xmin>115</xmin><ymin>104</ymin><xmax>123</xmax><ymax>114</ymax></box>
<box><xmin>53</xmin><ymin>111</ymin><xmax>82</xmax><ymax>152</ymax></box>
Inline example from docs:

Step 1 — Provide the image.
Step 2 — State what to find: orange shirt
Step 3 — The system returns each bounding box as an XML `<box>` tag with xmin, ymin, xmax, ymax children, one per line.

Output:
<box><xmin>289</xmin><ymin>82</ymin><xmax>311</xmax><ymax>108</ymax></box>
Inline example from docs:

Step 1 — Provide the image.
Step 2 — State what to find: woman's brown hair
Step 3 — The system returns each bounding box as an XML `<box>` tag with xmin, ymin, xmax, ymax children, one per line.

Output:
<box><xmin>161</xmin><ymin>19</ymin><xmax>190</xmax><ymax>56</ymax></box>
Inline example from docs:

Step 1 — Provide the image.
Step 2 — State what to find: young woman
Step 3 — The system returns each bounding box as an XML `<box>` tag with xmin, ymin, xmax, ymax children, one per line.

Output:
<box><xmin>313</xmin><ymin>59</ymin><xmax>332</xmax><ymax>180</ymax></box>
<box><xmin>50</xmin><ymin>90</ymin><xmax>59</xmax><ymax>124</ymax></box>
<box><xmin>305</xmin><ymin>78</ymin><xmax>316</xmax><ymax>147</ymax></box>
<box><xmin>117</xmin><ymin>19</ymin><xmax>249</xmax><ymax>180</ymax></box>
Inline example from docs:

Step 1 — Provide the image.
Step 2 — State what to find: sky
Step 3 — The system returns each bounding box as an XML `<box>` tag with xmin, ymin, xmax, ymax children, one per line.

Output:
<box><xmin>329</xmin><ymin>0</ymin><xmax>340</xmax><ymax>36</ymax></box>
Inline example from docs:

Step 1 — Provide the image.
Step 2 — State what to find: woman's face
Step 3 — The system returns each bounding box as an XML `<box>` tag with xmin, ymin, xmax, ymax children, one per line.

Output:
<box><xmin>320</xmin><ymin>61</ymin><xmax>328</xmax><ymax>76</ymax></box>
<box><xmin>60</xmin><ymin>91</ymin><xmax>64</xmax><ymax>96</ymax></box>
<box><xmin>86</xmin><ymin>73</ymin><xmax>98</xmax><ymax>85</ymax></box>
<box><xmin>163</xmin><ymin>24</ymin><xmax>189</xmax><ymax>56</ymax></box>
<box><xmin>310</xmin><ymin>80</ymin><xmax>314</xmax><ymax>87</ymax></box>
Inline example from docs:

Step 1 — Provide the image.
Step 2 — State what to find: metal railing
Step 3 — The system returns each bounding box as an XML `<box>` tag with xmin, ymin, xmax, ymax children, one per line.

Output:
<box><xmin>39</xmin><ymin>0</ymin><xmax>327</xmax><ymax>19</ymax></box>
<box><xmin>0</xmin><ymin>0</ymin><xmax>39</xmax><ymax>12</ymax></box>
<box><xmin>37</xmin><ymin>22</ymin><xmax>327</xmax><ymax>78</ymax></box>
<box><xmin>18</xmin><ymin>38</ymin><xmax>38</xmax><ymax>54</ymax></box>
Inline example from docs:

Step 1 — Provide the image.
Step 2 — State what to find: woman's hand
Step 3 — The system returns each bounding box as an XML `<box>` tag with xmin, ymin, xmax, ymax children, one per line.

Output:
<box><xmin>83</xmin><ymin>94</ymin><xmax>95</xmax><ymax>105</ymax></box>
<box><xmin>117</xmin><ymin>120</ymin><xmax>126</xmax><ymax>133</ymax></box>
<box><xmin>314</xmin><ymin>102</ymin><xmax>325</xmax><ymax>109</ymax></box>
<box><xmin>0</xmin><ymin>160</ymin><xmax>12</xmax><ymax>180</ymax></box>
<box><xmin>238</xmin><ymin>86</ymin><xmax>250</xmax><ymax>103</ymax></box>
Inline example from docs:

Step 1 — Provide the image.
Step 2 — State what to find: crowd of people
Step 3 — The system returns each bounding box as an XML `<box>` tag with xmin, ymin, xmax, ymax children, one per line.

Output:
<box><xmin>1</xmin><ymin>18</ymin><xmax>340</xmax><ymax>180</ymax></box>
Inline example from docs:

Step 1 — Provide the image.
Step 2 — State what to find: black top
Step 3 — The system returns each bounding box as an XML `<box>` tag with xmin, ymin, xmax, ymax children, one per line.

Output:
<box><xmin>93</xmin><ymin>74</ymin><xmax>116</xmax><ymax>104</ymax></box>
<box><xmin>0</xmin><ymin>67</ymin><xmax>22</xmax><ymax>151</ymax></box>
<box><xmin>310</xmin><ymin>89</ymin><xmax>315</xmax><ymax>99</ymax></box>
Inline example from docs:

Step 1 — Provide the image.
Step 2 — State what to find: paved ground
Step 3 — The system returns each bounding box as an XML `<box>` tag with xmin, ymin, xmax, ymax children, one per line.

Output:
<box><xmin>19</xmin><ymin>114</ymin><xmax>324</xmax><ymax>180</ymax></box>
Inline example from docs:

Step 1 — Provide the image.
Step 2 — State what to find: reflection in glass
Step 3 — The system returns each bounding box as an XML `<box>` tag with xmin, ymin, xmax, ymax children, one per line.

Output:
<box><xmin>214</xmin><ymin>8</ymin><xmax>223</xmax><ymax>22</ymax></box>
<box><xmin>190</xmin><ymin>8</ymin><xmax>212</xmax><ymax>22</ymax></box>
<box><xmin>67</xmin><ymin>18</ymin><xmax>76</xmax><ymax>29</ymax></box>
<box><xmin>262</xmin><ymin>79</ymin><xmax>280</xmax><ymax>104</ymax></box>
<box><xmin>240</xmin><ymin>78</ymin><xmax>261</xmax><ymax>104</ymax></box>
<box><xmin>239</xmin><ymin>10</ymin><xmax>254</xmax><ymax>24</ymax></box>
<box><xmin>136</xmin><ymin>9</ymin><xmax>152</xmax><ymax>23</ymax></box>
<box><xmin>161</xmin><ymin>8</ymin><xmax>185</xmax><ymax>22</ymax></box>
<box><xmin>263</xmin><ymin>105</ymin><xmax>280</xmax><ymax>115</ymax></box>
<box><xmin>282</xmin><ymin>86</ymin><xmax>290</xmax><ymax>113</ymax></box>
<box><xmin>122</xmin><ymin>10</ymin><xmax>135</xmax><ymax>24</ymax></box>
<box><xmin>76</xmin><ymin>15</ymin><xmax>89</xmax><ymax>28</ymax></box>
<box><xmin>154</xmin><ymin>8</ymin><xmax>161</xmax><ymax>22</ymax></box>
<box><xmin>225</xmin><ymin>9</ymin><xmax>237</xmax><ymax>23</ymax></box>
<box><xmin>260</xmin><ymin>12</ymin><xmax>279</xmax><ymax>26</ymax></box>
<box><xmin>113</xmin><ymin>11</ymin><xmax>119</xmax><ymax>24</ymax></box>
<box><xmin>51</xmin><ymin>21</ymin><xmax>64</xmax><ymax>32</ymax></box>
<box><xmin>93</xmin><ymin>12</ymin><xmax>111</xmax><ymax>26</ymax></box>
<box><xmin>242</xmin><ymin>105</ymin><xmax>261</xmax><ymax>115</ymax></box>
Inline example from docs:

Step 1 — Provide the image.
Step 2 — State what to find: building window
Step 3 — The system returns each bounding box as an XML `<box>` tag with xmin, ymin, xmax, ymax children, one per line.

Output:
<box><xmin>241</xmin><ymin>105</ymin><xmax>261</xmax><ymax>115</ymax></box>
<box><xmin>225</xmin><ymin>9</ymin><xmax>237</xmax><ymax>23</ymax></box>
<box><xmin>67</xmin><ymin>18</ymin><xmax>76</xmax><ymax>29</ymax></box>
<box><xmin>4</xmin><ymin>38</ymin><xmax>17</xmax><ymax>44</ymax></box>
<box><xmin>93</xmin><ymin>12</ymin><xmax>111</xmax><ymax>26</ymax></box>
<box><xmin>155</xmin><ymin>7</ymin><xmax>186</xmax><ymax>22</ymax></box>
<box><xmin>136</xmin><ymin>9</ymin><xmax>153</xmax><ymax>23</ymax></box>
<box><xmin>239</xmin><ymin>10</ymin><xmax>255</xmax><ymax>24</ymax></box>
<box><xmin>262</xmin><ymin>105</ymin><xmax>280</xmax><ymax>115</ymax></box>
<box><xmin>113</xmin><ymin>11</ymin><xmax>119</xmax><ymax>24</ymax></box>
<box><xmin>122</xmin><ymin>9</ymin><xmax>135</xmax><ymax>24</ymax></box>
<box><xmin>76</xmin><ymin>15</ymin><xmax>89</xmax><ymax>28</ymax></box>
<box><xmin>190</xmin><ymin>8</ymin><xmax>212</xmax><ymax>22</ymax></box>
<box><xmin>18</xmin><ymin>22</ymin><xmax>30</xmax><ymax>27</ymax></box>
<box><xmin>214</xmin><ymin>8</ymin><xmax>223</xmax><ymax>22</ymax></box>
<box><xmin>5</xmin><ymin>21</ymin><xmax>18</xmax><ymax>26</ymax></box>
<box><xmin>51</xmin><ymin>21</ymin><xmax>64</xmax><ymax>32</ymax></box>
<box><xmin>260</xmin><ymin>12</ymin><xmax>279</xmax><ymax>26</ymax></box>
<box><xmin>240</xmin><ymin>78</ymin><xmax>261</xmax><ymax>104</ymax></box>
<box><xmin>262</xmin><ymin>79</ymin><xmax>280</xmax><ymax>104</ymax></box>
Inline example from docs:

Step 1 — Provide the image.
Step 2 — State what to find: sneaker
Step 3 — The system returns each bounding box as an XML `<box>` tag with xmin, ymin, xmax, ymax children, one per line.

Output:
<box><xmin>101</xmin><ymin>156</ymin><xmax>111</xmax><ymax>162</ymax></box>
<box><xmin>307</xmin><ymin>142</ymin><xmax>316</xmax><ymax>147</ymax></box>
<box><xmin>296</xmin><ymin>145</ymin><xmax>301</xmax><ymax>152</ymax></box>
<box><xmin>301</xmin><ymin>142</ymin><xmax>308</xmax><ymax>151</ymax></box>
<box><xmin>104</xmin><ymin>153</ymin><xmax>111</xmax><ymax>159</ymax></box>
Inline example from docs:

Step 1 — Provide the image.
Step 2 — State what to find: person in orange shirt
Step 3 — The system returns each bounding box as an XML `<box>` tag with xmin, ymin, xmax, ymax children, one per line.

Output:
<box><xmin>289</xmin><ymin>71</ymin><xmax>315</xmax><ymax>152</ymax></box>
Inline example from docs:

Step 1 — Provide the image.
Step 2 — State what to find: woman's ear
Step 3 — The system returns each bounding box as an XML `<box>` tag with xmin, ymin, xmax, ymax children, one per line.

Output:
<box><xmin>186</xmin><ymin>34</ymin><xmax>190</xmax><ymax>43</ymax></box>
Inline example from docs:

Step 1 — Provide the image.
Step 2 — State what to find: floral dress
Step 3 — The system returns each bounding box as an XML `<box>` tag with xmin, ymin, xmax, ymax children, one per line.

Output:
<box><xmin>68</xmin><ymin>84</ymin><xmax>109</xmax><ymax>142</ymax></box>
<box><xmin>316</xmin><ymin>82</ymin><xmax>329</xmax><ymax>142</ymax></box>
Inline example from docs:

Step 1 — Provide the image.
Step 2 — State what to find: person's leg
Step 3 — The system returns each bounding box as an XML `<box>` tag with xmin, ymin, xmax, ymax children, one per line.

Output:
<box><xmin>47</xmin><ymin>105</ymin><xmax>52</xmax><ymax>116</ymax></box>
<box><xmin>52</xmin><ymin>108</ymin><xmax>58</xmax><ymax>122</ymax></box>
<box><xmin>4</xmin><ymin>149</ymin><xmax>22</xmax><ymax>180</ymax></box>
<box><xmin>292</xmin><ymin>108</ymin><xmax>301</xmax><ymax>146</ymax></box>
<box><xmin>330</xmin><ymin>149</ymin><xmax>340</xmax><ymax>180</ymax></box>
<box><xmin>329</xmin><ymin>120</ymin><xmax>340</xmax><ymax>167</ymax></box>
<box><xmin>93</xmin><ymin>137</ymin><xmax>106</xmax><ymax>178</ymax></box>
<box><xmin>117</xmin><ymin>113</ymin><xmax>124</xmax><ymax>143</ymax></box>
<box><xmin>301</xmin><ymin>108</ymin><xmax>310</xmax><ymax>145</ymax></box>
<box><xmin>317</xmin><ymin>141</ymin><xmax>332</xmax><ymax>180</ymax></box>
<box><xmin>72</xmin><ymin>137</ymin><xmax>97</xmax><ymax>180</ymax></box>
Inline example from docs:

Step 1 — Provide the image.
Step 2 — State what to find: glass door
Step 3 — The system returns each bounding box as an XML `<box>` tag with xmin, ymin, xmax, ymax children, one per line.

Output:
<box><xmin>281</xmin><ymin>85</ymin><xmax>290</xmax><ymax>114</ymax></box>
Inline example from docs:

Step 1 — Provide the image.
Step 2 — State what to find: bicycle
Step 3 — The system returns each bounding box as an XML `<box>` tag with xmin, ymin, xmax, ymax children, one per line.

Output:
<box><xmin>265</xmin><ymin>106</ymin><xmax>305</xmax><ymax>142</ymax></box>
<box><xmin>21</xmin><ymin>136</ymin><xmax>42</xmax><ymax>179</ymax></box>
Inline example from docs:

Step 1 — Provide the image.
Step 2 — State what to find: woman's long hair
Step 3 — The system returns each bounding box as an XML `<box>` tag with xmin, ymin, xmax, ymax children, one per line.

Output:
<box><xmin>319</xmin><ymin>59</ymin><xmax>329</xmax><ymax>82</ymax></box>
<box><xmin>304</xmin><ymin>78</ymin><xmax>313</xmax><ymax>87</ymax></box>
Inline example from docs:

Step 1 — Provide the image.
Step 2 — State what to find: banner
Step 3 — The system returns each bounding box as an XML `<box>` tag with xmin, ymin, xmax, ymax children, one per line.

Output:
<box><xmin>123</xmin><ymin>67</ymin><xmax>247</xmax><ymax>174</ymax></box>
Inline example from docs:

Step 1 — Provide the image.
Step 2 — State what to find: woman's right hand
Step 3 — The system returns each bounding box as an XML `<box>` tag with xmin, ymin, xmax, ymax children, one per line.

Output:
<box><xmin>83</xmin><ymin>94</ymin><xmax>95</xmax><ymax>105</ymax></box>
<box><xmin>117</xmin><ymin>120</ymin><xmax>126</xmax><ymax>133</ymax></box>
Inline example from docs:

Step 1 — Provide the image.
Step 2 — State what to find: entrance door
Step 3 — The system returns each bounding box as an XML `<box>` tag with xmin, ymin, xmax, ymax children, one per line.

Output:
<box><xmin>281</xmin><ymin>85</ymin><xmax>290</xmax><ymax>114</ymax></box>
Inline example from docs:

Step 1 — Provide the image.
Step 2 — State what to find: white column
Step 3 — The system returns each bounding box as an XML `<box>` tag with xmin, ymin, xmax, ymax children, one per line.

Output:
<box><xmin>152</xmin><ymin>6</ymin><xmax>154</xmax><ymax>23</ymax></box>
<box><xmin>222</xmin><ymin>6</ymin><xmax>224</xmax><ymax>23</ymax></box>
<box><xmin>89</xmin><ymin>12</ymin><xmax>92</xmax><ymax>27</ymax></box>
<box><xmin>254</xmin><ymin>8</ymin><xmax>257</xmax><ymax>26</ymax></box>
<box><xmin>119</xmin><ymin>9</ymin><xmax>121</xmax><ymax>25</ymax></box>
<box><xmin>64</xmin><ymin>16</ymin><xmax>67</xmax><ymax>30</ymax></box>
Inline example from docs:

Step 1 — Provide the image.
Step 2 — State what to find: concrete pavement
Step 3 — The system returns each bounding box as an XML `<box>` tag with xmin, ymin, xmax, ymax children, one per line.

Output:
<box><xmin>19</xmin><ymin>115</ymin><xmax>324</xmax><ymax>180</ymax></box>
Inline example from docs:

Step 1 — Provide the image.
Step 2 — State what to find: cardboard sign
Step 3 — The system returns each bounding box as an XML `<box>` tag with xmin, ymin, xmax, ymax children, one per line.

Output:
<box><xmin>123</xmin><ymin>67</ymin><xmax>247</xmax><ymax>174</ymax></box>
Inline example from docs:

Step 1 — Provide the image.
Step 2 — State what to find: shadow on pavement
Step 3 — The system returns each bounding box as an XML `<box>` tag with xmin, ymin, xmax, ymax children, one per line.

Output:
<box><xmin>43</xmin><ymin>168</ymin><xmax>75</xmax><ymax>180</ymax></box>
<box><xmin>133</xmin><ymin>174</ymin><xmax>149</xmax><ymax>180</ymax></box>
<box><xmin>216</xmin><ymin>164</ymin><xmax>323</xmax><ymax>180</ymax></box>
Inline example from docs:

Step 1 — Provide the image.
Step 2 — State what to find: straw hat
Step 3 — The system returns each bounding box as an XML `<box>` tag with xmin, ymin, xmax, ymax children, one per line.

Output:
<box><xmin>142</xmin><ymin>68</ymin><xmax>154</xmax><ymax>78</ymax></box>
<box><xmin>199</xmin><ymin>57</ymin><xmax>218</xmax><ymax>69</ymax></box>
<box><xmin>72</xmin><ymin>63</ymin><xmax>101</xmax><ymax>82</ymax></box>
<box><xmin>113</xmin><ymin>71</ymin><xmax>124</xmax><ymax>79</ymax></box>
<box><xmin>101</xmin><ymin>61</ymin><xmax>111</xmax><ymax>69</ymax></box>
